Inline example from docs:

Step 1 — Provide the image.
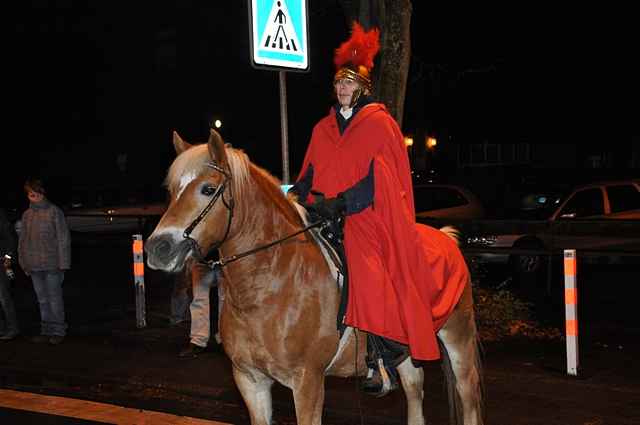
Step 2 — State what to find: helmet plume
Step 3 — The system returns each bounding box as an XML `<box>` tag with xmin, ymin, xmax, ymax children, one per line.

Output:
<box><xmin>334</xmin><ymin>22</ymin><xmax>381</xmax><ymax>71</ymax></box>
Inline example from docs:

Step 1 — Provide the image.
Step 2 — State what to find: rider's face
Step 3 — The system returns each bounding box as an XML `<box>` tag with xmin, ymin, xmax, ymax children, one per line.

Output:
<box><xmin>334</xmin><ymin>79</ymin><xmax>360</xmax><ymax>108</ymax></box>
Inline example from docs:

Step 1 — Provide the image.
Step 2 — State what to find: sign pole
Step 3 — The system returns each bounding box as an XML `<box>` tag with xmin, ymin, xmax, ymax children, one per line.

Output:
<box><xmin>279</xmin><ymin>70</ymin><xmax>290</xmax><ymax>184</ymax></box>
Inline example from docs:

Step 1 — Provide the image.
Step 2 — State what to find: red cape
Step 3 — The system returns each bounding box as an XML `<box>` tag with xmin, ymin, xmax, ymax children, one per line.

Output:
<box><xmin>297</xmin><ymin>104</ymin><xmax>467</xmax><ymax>360</ymax></box>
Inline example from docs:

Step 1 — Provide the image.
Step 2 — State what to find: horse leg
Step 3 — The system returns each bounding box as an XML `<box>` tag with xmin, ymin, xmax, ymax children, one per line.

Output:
<box><xmin>397</xmin><ymin>358</ymin><xmax>426</xmax><ymax>425</ymax></box>
<box><xmin>437</xmin><ymin>280</ymin><xmax>484</xmax><ymax>425</ymax></box>
<box><xmin>291</xmin><ymin>371</ymin><xmax>326</xmax><ymax>425</ymax></box>
<box><xmin>232</xmin><ymin>365</ymin><xmax>275</xmax><ymax>425</ymax></box>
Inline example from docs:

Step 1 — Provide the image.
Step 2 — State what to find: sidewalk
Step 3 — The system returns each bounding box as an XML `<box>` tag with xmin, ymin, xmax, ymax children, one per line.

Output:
<box><xmin>2</xmin><ymin>307</ymin><xmax>639</xmax><ymax>425</ymax></box>
<box><xmin>1</xmin><ymin>240</ymin><xmax>640</xmax><ymax>424</ymax></box>
<box><xmin>0</xmin><ymin>301</ymin><xmax>249</xmax><ymax>424</ymax></box>
<box><xmin>0</xmin><ymin>241</ymin><xmax>249</xmax><ymax>424</ymax></box>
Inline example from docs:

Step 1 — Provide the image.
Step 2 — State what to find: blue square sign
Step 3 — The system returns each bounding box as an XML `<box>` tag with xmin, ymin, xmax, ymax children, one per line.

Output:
<box><xmin>248</xmin><ymin>0</ymin><xmax>310</xmax><ymax>72</ymax></box>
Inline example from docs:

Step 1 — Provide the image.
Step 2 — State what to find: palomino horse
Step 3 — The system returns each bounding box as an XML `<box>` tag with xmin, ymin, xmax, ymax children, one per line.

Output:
<box><xmin>145</xmin><ymin>129</ymin><xmax>484</xmax><ymax>425</ymax></box>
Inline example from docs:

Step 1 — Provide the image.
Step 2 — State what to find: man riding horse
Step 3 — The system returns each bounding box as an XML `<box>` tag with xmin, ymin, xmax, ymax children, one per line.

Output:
<box><xmin>290</xmin><ymin>22</ymin><xmax>467</xmax><ymax>397</ymax></box>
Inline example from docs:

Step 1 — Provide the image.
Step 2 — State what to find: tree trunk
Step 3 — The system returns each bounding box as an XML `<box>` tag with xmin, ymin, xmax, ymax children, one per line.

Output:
<box><xmin>338</xmin><ymin>0</ymin><xmax>412</xmax><ymax>127</ymax></box>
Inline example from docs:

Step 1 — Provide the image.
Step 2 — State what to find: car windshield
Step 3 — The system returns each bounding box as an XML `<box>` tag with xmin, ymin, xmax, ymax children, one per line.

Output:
<box><xmin>413</xmin><ymin>185</ymin><xmax>469</xmax><ymax>213</ymax></box>
<box><xmin>514</xmin><ymin>191</ymin><xmax>567</xmax><ymax>220</ymax></box>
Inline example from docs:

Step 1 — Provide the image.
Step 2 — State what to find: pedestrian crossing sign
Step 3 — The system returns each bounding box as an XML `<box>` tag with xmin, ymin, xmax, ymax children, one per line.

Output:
<box><xmin>249</xmin><ymin>0</ymin><xmax>310</xmax><ymax>72</ymax></box>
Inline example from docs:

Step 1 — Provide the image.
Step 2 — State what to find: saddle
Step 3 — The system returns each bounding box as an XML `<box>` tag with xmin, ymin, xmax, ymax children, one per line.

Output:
<box><xmin>307</xmin><ymin>215</ymin><xmax>349</xmax><ymax>336</ymax></box>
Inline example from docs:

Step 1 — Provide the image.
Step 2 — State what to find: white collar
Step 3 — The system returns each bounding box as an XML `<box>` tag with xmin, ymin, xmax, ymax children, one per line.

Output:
<box><xmin>339</xmin><ymin>107</ymin><xmax>353</xmax><ymax>120</ymax></box>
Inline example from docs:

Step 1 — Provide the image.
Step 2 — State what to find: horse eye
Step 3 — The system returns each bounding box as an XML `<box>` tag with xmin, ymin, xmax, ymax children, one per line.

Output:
<box><xmin>201</xmin><ymin>185</ymin><xmax>217</xmax><ymax>196</ymax></box>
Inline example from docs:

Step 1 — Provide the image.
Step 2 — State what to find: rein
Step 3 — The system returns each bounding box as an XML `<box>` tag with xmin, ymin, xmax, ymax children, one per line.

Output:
<box><xmin>205</xmin><ymin>219</ymin><xmax>326</xmax><ymax>268</ymax></box>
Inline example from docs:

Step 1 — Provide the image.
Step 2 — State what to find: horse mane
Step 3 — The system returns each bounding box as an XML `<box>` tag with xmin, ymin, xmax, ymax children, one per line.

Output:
<box><xmin>247</xmin><ymin>163</ymin><xmax>305</xmax><ymax>227</ymax></box>
<box><xmin>165</xmin><ymin>143</ymin><xmax>304</xmax><ymax>228</ymax></box>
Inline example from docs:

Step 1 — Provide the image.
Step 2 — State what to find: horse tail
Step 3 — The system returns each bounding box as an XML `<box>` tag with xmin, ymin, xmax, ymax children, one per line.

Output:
<box><xmin>438</xmin><ymin>335</ymin><xmax>485</xmax><ymax>425</ymax></box>
<box><xmin>439</xmin><ymin>338</ymin><xmax>462</xmax><ymax>425</ymax></box>
<box><xmin>439</xmin><ymin>225</ymin><xmax>461</xmax><ymax>245</ymax></box>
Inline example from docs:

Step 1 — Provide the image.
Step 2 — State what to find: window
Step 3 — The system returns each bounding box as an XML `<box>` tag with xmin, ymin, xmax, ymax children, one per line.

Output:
<box><xmin>486</xmin><ymin>144</ymin><xmax>499</xmax><ymax>162</ymax></box>
<box><xmin>515</xmin><ymin>143</ymin><xmax>530</xmax><ymax>162</ymax></box>
<box><xmin>501</xmin><ymin>144</ymin><xmax>515</xmax><ymax>162</ymax></box>
<box><xmin>557</xmin><ymin>188</ymin><xmax>604</xmax><ymax>218</ymax></box>
<box><xmin>471</xmin><ymin>144</ymin><xmax>484</xmax><ymax>163</ymax></box>
<box><xmin>606</xmin><ymin>184</ymin><xmax>640</xmax><ymax>213</ymax></box>
<box><xmin>458</xmin><ymin>142</ymin><xmax>531</xmax><ymax>166</ymax></box>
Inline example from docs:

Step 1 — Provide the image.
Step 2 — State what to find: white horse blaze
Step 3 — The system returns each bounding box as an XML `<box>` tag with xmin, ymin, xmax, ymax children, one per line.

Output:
<box><xmin>176</xmin><ymin>172</ymin><xmax>198</xmax><ymax>199</ymax></box>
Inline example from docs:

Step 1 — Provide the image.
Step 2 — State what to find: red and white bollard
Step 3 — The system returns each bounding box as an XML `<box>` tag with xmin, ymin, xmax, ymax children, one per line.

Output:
<box><xmin>132</xmin><ymin>234</ymin><xmax>147</xmax><ymax>328</ymax></box>
<box><xmin>564</xmin><ymin>249</ymin><xmax>579</xmax><ymax>376</ymax></box>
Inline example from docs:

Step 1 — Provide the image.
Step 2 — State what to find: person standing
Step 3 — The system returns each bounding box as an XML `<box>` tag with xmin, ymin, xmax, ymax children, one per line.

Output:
<box><xmin>177</xmin><ymin>259</ymin><xmax>222</xmax><ymax>358</ymax></box>
<box><xmin>169</xmin><ymin>267</ymin><xmax>191</xmax><ymax>327</ymax></box>
<box><xmin>18</xmin><ymin>178</ymin><xmax>71</xmax><ymax>345</ymax></box>
<box><xmin>289</xmin><ymin>22</ymin><xmax>466</xmax><ymax>397</ymax></box>
<box><xmin>0</xmin><ymin>207</ymin><xmax>20</xmax><ymax>340</ymax></box>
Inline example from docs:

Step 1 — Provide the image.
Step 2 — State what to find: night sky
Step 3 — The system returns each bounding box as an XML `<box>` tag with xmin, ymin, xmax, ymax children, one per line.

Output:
<box><xmin>5</xmin><ymin>1</ymin><xmax>636</xmax><ymax>208</ymax></box>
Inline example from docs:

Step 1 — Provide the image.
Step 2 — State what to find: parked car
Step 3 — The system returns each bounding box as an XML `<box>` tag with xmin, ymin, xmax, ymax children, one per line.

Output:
<box><xmin>466</xmin><ymin>179</ymin><xmax>640</xmax><ymax>280</ymax></box>
<box><xmin>64</xmin><ymin>202</ymin><xmax>167</xmax><ymax>234</ymax></box>
<box><xmin>413</xmin><ymin>183</ymin><xmax>485</xmax><ymax>221</ymax></box>
<box><xmin>60</xmin><ymin>185</ymin><xmax>167</xmax><ymax>235</ymax></box>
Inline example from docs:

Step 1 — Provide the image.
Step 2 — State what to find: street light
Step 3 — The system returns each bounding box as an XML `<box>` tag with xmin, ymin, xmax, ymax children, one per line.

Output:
<box><xmin>404</xmin><ymin>135</ymin><xmax>414</xmax><ymax>169</ymax></box>
<box><xmin>404</xmin><ymin>136</ymin><xmax>414</xmax><ymax>147</ymax></box>
<box><xmin>425</xmin><ymin>136</ymin><xmax>437</xmax><ymax>172</ymax></box>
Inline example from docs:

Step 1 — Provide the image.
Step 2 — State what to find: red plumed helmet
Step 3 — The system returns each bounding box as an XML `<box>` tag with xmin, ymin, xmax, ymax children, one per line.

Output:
<box><xmin>333</xmin><ymin>22</ymin><xmax>380</xmax><ymax>93</ymax></box>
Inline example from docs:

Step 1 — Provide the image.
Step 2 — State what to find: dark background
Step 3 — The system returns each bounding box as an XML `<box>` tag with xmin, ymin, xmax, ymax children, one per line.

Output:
<box><xmin>4</xmin><ymin>1</ymin><xmax>638</xmax><ymax>211</ymax></box>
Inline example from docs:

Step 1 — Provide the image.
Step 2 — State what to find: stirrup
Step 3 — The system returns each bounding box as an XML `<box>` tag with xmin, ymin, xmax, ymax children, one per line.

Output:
<box><xmin>361</xmin><ymin>360</ymin><xmax>399</xmax><ymax>398</ymax></box>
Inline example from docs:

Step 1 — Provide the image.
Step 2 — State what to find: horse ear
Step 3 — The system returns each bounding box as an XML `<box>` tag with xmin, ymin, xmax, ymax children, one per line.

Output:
<box><xmin>173</xmin><ymin>131</ymin><xmax>192</xmax><ymax>155</ymax></box>
<box><xmin>207</xmin><ymin>129</ymin><xmax>228</xmax><ymax>166</ymax></box>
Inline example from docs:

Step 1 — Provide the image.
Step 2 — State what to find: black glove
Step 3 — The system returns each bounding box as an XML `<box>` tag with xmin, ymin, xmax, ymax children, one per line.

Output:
<box><xmin>311</xmin><ymin>195</ymin><xmax>346</xmax><ymax>220</ymax></box>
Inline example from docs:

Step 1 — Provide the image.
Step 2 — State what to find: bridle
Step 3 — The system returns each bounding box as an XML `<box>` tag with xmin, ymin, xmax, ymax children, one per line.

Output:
<box><xmin>180</xmin><ymin>159</ymin><xmax>327</xmax><ymax>270</ymax></box>
<box><xmin>182</xmin><ymin>161</ymin><xmax>234</xmax><ymax>262</ymax></box>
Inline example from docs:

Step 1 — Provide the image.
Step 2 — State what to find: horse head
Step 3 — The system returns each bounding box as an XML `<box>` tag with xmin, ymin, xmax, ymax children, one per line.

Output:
<box><xmin>145</xmin><ymin>128</ymin><xmax>236</xmax><ymax>272</ymax></box>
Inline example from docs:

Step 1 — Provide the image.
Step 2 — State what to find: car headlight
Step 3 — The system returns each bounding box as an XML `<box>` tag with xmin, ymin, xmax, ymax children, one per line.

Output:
<box><xmin>466</xmin><ymin>235</ymin><xmax>497</xmax><ymax>246</ymax></box>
